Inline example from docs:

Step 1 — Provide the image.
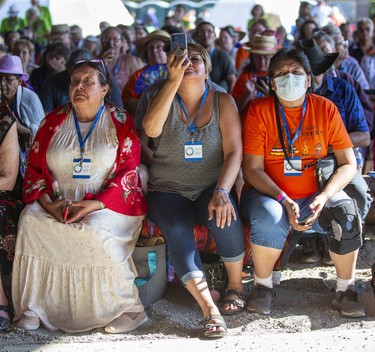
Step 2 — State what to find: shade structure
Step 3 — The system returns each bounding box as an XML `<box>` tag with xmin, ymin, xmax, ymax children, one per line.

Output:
<box><xmin>49</xmin><ymin>0</ymin><xmax>134</xmax><ymax>36</ymax></box>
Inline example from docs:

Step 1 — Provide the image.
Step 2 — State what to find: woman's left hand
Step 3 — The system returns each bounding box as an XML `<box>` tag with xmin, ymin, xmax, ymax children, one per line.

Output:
<box><xmin>64</xmin><ymin>200</ymin><xmax>101</xmax><ymax>224</ymax></box>
<box><xmin>208</xmin><ymin>191</ymin><xmax>237</xmax><ymax>228</ymax></box>
<box><xmin>255</xmin><ymin>79</ymin><xmax>270</xmax><ymax>96</ymax></box>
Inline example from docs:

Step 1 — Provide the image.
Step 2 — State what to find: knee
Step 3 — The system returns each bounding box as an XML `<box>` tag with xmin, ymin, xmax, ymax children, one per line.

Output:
<box><xmin>319</xmin><ymin>198</ymin><xmax>363</xmax><ymax>255</ymax></box>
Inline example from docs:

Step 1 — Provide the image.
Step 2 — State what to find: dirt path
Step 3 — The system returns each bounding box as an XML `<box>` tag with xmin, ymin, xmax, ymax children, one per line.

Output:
<box><xmin>1</xmin><ymin>228</ymin><xmax>374</xmax><ymax>351</ymax></box>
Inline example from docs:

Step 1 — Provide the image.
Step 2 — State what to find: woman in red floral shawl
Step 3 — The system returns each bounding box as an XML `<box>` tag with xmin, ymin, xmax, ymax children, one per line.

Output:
<box><xmin>12</xmin><ymin>59</ymin><xmax>147</xmax><ymax>334</ymax></box>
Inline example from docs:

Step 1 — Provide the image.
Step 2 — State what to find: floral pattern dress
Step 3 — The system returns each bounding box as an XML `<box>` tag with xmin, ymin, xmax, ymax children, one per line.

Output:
<box><xmin>12</xmin><ymin>103</ymin><xmax>147</xmax><ymax>332</ymax></box>
<box><xmin>0</xmin><ymin>113</ymin><xmax>25</xmax><ymax>279</ymax></box>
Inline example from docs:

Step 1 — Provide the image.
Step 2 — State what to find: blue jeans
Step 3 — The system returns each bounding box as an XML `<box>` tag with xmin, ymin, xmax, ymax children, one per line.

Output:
<box><xmin>148</xmin><ymin>185</ymin><xmax>245</xmax><ymax>284</ymax></box>
<box><xmin>240</xmin><ymin>189</ymin><xmax>326</xmax><ymax>250</ymax></box>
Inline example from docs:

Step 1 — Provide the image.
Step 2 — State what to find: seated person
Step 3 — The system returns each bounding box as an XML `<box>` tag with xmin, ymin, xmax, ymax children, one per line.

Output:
<box><xmin>0</xmin><ymin>105</ymin><xmax>26</xmax><ymax>332</ymax></box>
<box><xmin>240</xmin><ymin>48</ymin><xmax>366</xmax><ymax>318</ymax></box>
<box><xmin>122</xmin><ymin>30</ymin><xmax>170</xmax><ymax>116</ymax></box>
<box><xmin>142</xmin><ymin>43</ymin><xmax>245</xmax><ymax>338</ymax></box>
<box><xmin>12</xmin><ymin>59</ymin><xmax>148</xmax><ymax>334</ymax></box>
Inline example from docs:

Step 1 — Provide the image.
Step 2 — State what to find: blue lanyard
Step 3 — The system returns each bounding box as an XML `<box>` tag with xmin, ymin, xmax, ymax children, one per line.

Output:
<box><xmin>252</xmin><ymin>70</ymin><xmax>263</xmax><ymax>99</ymax></box>
<box><xmin>209</xmin><ymin>47</ymin><xmax>215</xmax><ymax>58</ymax></box>
<box><xmin>279</xmin><ymin>99</ymin><xmax>307</xmax><ymax>154</ymax></box>
<box><xmin>73</xmin><ymin>105</ymin><xmax>105</xmax><ymax>158</ymax></box>
<box><xmin>113</xmin><ymin>55</ymin><xmax>120</xmax><ymax>76</ymax></box>
<box><xmin>176</xmin><ymin>86</ymin><xmax>209</xmax><ymax>141</ymax></box>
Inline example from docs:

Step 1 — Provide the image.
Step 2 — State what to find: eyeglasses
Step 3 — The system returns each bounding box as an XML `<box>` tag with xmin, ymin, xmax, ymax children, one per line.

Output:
<box><xmin>358</xmin><ymin>26</ymin><xmax>372</xmax><ymax>33</ymax></box>
<box><xmin>336</xmin><ymin>40</ymin><xmax>349</xmax><ymax>48</ymax></box>
<box><xmin>0</xmin><ymin>75</ymin><xmax>20</xmax><ymax>85</ymax></box>
<box><xmin>147</xmin><ymin>44</ymin><xmax>165</xmax><ymax>51</ymax></box>
<box><xmin>188</xmin><ymin>55</ymin><xmax>203</xmax><ymax>64</ymax></box>
<box><xmin>102</xmin><ymin>37</ymin><xmax>122</xmax><ymax>45</ymax></box>
<box><xmin>74</xmin><ymin>59</ymin><xmax>107</xmax><ymax>80</ymax></box>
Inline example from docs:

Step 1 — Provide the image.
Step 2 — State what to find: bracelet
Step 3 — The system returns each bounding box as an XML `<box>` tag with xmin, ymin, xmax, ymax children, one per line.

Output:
<box><xmin>98</xmin><ymin>201</ymin><xmax>105</xmax><ymax>210</ymax></box>
<box><xmin>276</xmin><ymin>194</ymin><xmax>288</xmax><ymax>204</ymax></box>
<box><xmin>214</xmin><ymin>188</ymin><xmax>230</xmax><ymax>197</ymax></box>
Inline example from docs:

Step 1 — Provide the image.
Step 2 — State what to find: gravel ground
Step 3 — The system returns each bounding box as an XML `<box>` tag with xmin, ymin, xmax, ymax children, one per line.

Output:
<box><xmin>1</xmin><ymin>228</ymin><xmax>374</xmax><ymax>352</ymax></box>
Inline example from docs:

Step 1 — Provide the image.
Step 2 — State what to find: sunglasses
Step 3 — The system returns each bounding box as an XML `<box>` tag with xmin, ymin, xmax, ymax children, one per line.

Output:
<box><xmin>74</xmin><ymin>59</ymin><xmax>108</xmax><ymax>81</ymax></box>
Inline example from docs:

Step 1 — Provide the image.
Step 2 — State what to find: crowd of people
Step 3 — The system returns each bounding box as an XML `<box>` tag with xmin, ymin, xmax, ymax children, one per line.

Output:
<box><xmin>0</xmin><ymin>0</ymin><xmax>374</xmax><ymax>338</ymax></box>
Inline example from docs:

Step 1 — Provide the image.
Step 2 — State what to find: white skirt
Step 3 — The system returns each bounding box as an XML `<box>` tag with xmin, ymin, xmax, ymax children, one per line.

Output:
<box><xmin>12</xmin><ymin>202</ymin><xmax>144</xmax><ymax>333</ymax></box>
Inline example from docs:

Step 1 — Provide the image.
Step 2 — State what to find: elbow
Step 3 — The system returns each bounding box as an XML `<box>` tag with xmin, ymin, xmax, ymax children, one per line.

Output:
<box><xmin>142</xmin><ymin>122</ymin><xmax>161</xmax><ymax>139</ymax></box>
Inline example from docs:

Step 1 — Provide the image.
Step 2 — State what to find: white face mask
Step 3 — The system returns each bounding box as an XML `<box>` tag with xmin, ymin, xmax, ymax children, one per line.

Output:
<box><xmin>274</xmin><ymin>73</ymin><xmax>307</xmax><ymax>101</ymax></box>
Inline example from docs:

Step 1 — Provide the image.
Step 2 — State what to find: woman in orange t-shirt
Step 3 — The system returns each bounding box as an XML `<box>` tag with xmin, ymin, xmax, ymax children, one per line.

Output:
<box><xmin>240</xmin><ymin>48</ymin><xmax>366</xmax><ymax>319</ymax></box>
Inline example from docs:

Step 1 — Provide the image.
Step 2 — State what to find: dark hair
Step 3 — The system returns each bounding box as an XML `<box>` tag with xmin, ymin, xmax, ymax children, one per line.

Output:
<box><xmin>268</xmin><ymin>48</ymin><xmax>313</xmax><ymax>95</ymax></box>
<box><xmin>66</xmin><ymin>48</ymin><xmax>94</xmax><ymax>73</ymax></box>
<box><xmin>299</xmin><ymin>19</ymin><xmax>318</xmax><ymax>40</ymax></box>
<box><xmin>42</xmin><ymin>42</ymin><xmax>71</xmax><ymax>65</ymax></box>
<box><xmin>161</xmin><ymin>24</ymin><xmax>183</xmax><ymax>35</ymax></box>
<box><xmin>251</xmin><ymin>4</ymin><xmax>264</xmax><ymax>17</ymax></box>
<box><xmin>196</xmin><ymin>21</ymin><xmax>215</xmax><ymax>34</ymax></box>
<box><xmin>101</xmin><ymin>26</ymin><xmax>124</xmax><ymax>42</ymax></box>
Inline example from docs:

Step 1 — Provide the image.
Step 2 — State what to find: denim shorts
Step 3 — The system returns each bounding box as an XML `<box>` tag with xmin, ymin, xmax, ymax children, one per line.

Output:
<box><xmin>240</xmin><ymin>189</ymin><xmax>325</xmax><ymax>250</ymax></box>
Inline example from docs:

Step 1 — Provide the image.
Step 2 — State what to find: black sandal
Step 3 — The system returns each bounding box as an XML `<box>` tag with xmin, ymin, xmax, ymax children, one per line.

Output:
<box><xmin>219</xmin><ymin>289</ymin><xmax>245</xmax><ymax>316</ymax></box>
<box><xmin>0</xmin><ymin>305</ymin><xmax>11</xmax><ymax>331</ymax></box>
<box><xmin>202</xmin><ymin>314</ymin><xmax>227</xmax><ymax>338</ymax></box>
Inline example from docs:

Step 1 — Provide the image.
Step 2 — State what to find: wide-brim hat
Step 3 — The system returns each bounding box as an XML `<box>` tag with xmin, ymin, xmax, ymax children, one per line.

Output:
<box><xmin>8</xmin><ymin>5</ymin><xmax>19</xmax><ymax>16</ymax></box>
<box><xmin>249</xmin><ymin>34</ymin><xmax>277</xmax><ymax>55</ymax></box>
<box><xmin>220</xmin><ymin>26</ymin><xmax>246</xmax><ymax>42</ymax></box>
<box><xmin>45</xmin><ymin>24</ymin><xmax>70</xmax><ymax>39</ymax></box>
<box><xmin>135</xmin><ymin>30</ymin><xmax>170</xmax><ymax>54</ymax></box>
<box><xmin>0</xmin><ymin>55</ymin><xmax>29</xmax><ymax>81</ymax></box>
<box><xmin>296</xmin><ymin>38</ymin><xmax>339</xmax><ymax>76</ymax></box>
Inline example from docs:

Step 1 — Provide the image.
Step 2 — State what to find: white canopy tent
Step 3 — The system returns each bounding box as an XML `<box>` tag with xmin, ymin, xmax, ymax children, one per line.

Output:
<box><xmin>49</xmin><ymin>0</ymin><xmax>134</xmax><ymax>36</ymax></box>
<box><xmin>0</xmin><ymin>0</ymin><xmax>134</xmax><ymax>37</ymax></box>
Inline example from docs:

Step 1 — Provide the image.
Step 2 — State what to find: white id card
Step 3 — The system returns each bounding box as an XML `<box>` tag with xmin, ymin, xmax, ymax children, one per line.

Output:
<box><xmin>73</xmin><ymin>157</ymin><xmax>91</xmax><ymax>178</ymax></box>
<box><xmin>184</xmin><ymin>141</ymin><xmax>203</xmax><ymax>162</ymax></box>
<box><xmin>284</xmin><ymin>157</ymin><xmax>302</xmax><ymax>176</ymax></box>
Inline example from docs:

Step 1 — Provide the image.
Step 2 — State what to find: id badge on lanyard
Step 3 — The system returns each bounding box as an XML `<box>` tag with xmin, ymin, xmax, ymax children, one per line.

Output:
<box><xmin>284</xmin><ymin>156</ymin><xmax>302</xmax><ymax>176</ymax></box>
<box><xmin>184</xmin><ymin>141</ymin><xmax>203</xmax><ymax>162</ymax></box>
<box><xmin>73</xmin><ymin>157</ymin><xmax>91</xmax><ymax>178</ymax></box>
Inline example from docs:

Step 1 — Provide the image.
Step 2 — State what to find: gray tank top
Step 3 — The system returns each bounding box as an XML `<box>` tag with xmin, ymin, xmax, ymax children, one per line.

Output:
<box><xmin>148</xmin><ymin>91</ymin><xmax>223</xmax><ymax>200</ymax></box>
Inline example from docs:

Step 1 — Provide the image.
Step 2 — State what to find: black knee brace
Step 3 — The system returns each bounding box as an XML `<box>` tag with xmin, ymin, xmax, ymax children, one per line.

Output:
<box><xmin>318</xmin><ymin>198</ymin><xmax>363</xmax><ymax>255</ymax></box>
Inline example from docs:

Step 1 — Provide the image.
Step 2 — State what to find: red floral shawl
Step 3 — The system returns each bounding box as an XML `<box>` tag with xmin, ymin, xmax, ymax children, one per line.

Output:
<box><xmin>23</xmin><ymin>102</ymin><xmax>147</xmax><ymax>216</ymax></box>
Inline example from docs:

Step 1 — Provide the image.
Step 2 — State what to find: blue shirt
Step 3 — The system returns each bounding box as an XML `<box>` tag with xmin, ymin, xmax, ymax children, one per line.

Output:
<box><xmin>319</xmin><ymin>75</ymin><xmax>369</xmax><ymax>133</ymax></box>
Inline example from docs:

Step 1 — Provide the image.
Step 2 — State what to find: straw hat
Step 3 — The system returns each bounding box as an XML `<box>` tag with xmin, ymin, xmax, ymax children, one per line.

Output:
<box><xmin>0</xmin><ymin>55</ymin><xmax>29</xmax><ymax>81</ymax></box>
<box><xmin>249</xmin><ymin>34</ymin><xmax>277</xmax><ymax>55</ymax></box>
<box><xmin>296</xmin><ymin>38</ymin><xmax>339</xmax><ymax>76</ymax></box>
<box><xmin>135</xmin><ymin>30</ymin><xmax>170</xmax><ymax>54</ymax></box>
<box><xmin>45</xmin><ymin>24</ymin><xmax>70</xmax><ymax>40</ymax></box>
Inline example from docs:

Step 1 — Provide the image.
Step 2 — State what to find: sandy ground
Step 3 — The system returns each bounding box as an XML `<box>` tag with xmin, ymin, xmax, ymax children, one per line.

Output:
<box><xmin>1</xmin><ymin>228</ymin><xmax>374</xmax><ymax>352</ymax></box>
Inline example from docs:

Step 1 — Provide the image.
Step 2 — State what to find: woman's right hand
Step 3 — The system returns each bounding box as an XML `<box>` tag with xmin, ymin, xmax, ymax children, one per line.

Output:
<box><xmin>38</xmin><ymin>194</ymin><xmax>69</xmax><ymax>223</ymax></box>
<box><xmin>167</xmin><ymin>49</ymin><xmax>190</xmax><ymax>84</ymax></box>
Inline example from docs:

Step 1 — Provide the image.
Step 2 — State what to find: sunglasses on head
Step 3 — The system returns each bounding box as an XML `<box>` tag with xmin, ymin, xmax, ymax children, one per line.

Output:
<box><xmin>74</xmin><ymin>59</ymin><xmax>108</xmax><ymax>81</ymax></box>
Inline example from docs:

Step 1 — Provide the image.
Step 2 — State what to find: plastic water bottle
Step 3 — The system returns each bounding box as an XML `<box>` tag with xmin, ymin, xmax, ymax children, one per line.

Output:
<box><xmin>354</xmin><ymin>147</ymin><xmax>363</xmax><ymax>172</ymax></box>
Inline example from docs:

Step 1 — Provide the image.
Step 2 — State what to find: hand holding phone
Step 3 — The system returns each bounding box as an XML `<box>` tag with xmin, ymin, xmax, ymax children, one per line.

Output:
<box><xmin>299</xmin><ymin>213</ymin><xmax>315</xmax><ymax>225</ymax></box>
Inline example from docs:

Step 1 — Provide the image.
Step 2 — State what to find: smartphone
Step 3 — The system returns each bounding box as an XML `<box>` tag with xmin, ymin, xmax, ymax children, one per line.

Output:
<box><xmin>256</xmin><ymin>77</ymin><xmax>269</xmax><ymax>86</ymax></box>
<box><xmin>170</xmin><ymin>33</ymin><xmax>187</xmax><ymax>59</ymax></box>
<box><xmin>299</xmin><ymin>213</ymin><xmax>314</xmax><ymax>225</ymax></box>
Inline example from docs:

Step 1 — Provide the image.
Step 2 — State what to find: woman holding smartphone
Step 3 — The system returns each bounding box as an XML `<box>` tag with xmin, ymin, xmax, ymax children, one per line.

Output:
<box><xmin>142</xmin><ymin>42</ymin><xmax>245</xmax><ymax>338</ymax></box>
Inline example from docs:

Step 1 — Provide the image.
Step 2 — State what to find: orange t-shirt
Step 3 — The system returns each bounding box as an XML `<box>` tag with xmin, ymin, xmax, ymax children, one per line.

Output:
<box><xmin>232</xmin><ymin>70</ymin><xmax>268</xmax><ymax>124</ymax></box>
<box><xmin>235</xmin><ymin>46</ymin><xmax>249</xmax><ymax>71</ymax></box>
<box><xmin>243</xmin><ymin>94</ymin><xmax>353</xmax><ymax>198</ymax></box>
